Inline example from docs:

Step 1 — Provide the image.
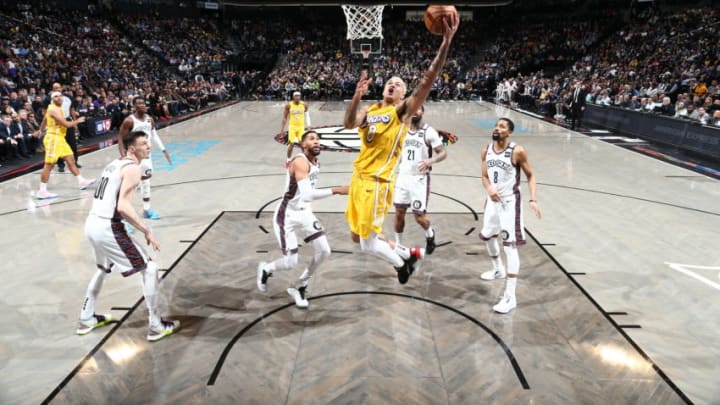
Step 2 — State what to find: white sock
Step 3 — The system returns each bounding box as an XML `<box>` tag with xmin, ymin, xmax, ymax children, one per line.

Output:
<box><xmin>395</xmin><ymin>232</ymin><xmax>403</xmax><ymax>245</ymax></box>
<box><xmin>143</xmin><ymin>201</ymin><xmax>151</xmax><ymax>211</ymax></box>
<box><xmin>39</xmin><ymin>182</ymin><xmax>47</xmax><ymax>192</ymax></box>
<box><xmin>504</xmin><ymin>245</ymin><xmax>520</xmax><ymax>297</ymax></box>
<box><xmin>425</xmin><ymin>226</ymin><xmax>434</xmax><ymax>238</ymax></box>
<box><xmin>492</xmin><ymin>257</ymin><xmax>505</xmax><ymax>273</ymax></box>
<box><xmin>506</xmin><ymin>276</ymin><xmax>517</xmax><ymax>297</ymax></box>
<box><xmin>394</xmin><ymin>244</ymin><xmax>410</xmax><ymax>260</ymax></box>
<box><xmin>298</xmin><ymin>269</ymin><xmax>310</xmax><ymax>288</ymax></box>
<box><xmin>76</xmin><ymin>175</ymin><xmax>86</xmax><ymax>183</ymax></box>
<box><xmin>80</xmin><ymin>270</ymin><xmax>106</xmax><ymax>320</ymax></box>
<box><xmin>142</xmin><ymin>262</ymin><xmax>162</xmax><ymax>327</ymax></box>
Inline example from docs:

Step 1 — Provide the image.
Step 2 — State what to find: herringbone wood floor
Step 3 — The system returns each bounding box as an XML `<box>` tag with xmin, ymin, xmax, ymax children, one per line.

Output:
<box><xmin>52</xmin><ymin>212</ymin><xmax>685</xmax><ymax>404</ymax></box>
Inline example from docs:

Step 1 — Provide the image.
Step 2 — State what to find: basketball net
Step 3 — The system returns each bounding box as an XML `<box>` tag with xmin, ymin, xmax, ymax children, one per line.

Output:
<box><xmin>342</xmin><ymin>4</ymin><xmax>384</xmax><ymax>61</ymax></box>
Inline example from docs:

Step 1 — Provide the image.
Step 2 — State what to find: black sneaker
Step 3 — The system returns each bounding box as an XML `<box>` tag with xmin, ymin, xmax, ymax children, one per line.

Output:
<box><xmin>395</xmin><ymin>264</ymin><xmax>410</xmax><ymax>284</ymax></box>
<box><xmin>426</xmin><ymin>234</ymin><xmax>436</xmax><ymax>255</ymax></box>
<box><xmin>58</xmin><ymin>166</ymin><xmax>65</xmax><ymax>173</ymax></box>
<box><xmin>405</xmin><ymin>247</ymin><xmax>425</xmax><ymax>279</ymax></box>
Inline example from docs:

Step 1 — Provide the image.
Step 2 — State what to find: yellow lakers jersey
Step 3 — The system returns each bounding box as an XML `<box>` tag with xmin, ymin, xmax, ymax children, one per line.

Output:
<box><xmin>354</xmin><ymin>103</ymin><xmax>408</xmax><ymax>181</ymax></box>
<box><xmin>45</xmin><ymin>104</ymin><xmax>66</xmax><ymax>138</ymax></box>
<box><xmin>289</xmin><ymin>101</ymin><xmax>305</xmax><ymax>128</ymax></box>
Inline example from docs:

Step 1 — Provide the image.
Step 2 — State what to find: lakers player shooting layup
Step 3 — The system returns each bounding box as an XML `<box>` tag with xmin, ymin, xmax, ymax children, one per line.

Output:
<box><xmin>393</xmin><ymin>105</ymin><xmax>447</xmax><ymax>254</ymax></box>
<box><xmin>344</xmin><ymin>13</ymin><xmax>459</xmax><ymax>284</ymax></box>
<box><xmin>480</xmin><ymin>118</ymin><xmax>541</xmax><ymax>313</ymax></box>
<box><xmin>281</xmin><ymin>91</ymin><xmax>310</xmax><ymax>161</ymax></box>
<box><xmin>78</xmin><ymin>130</ymin><xmax>179</xmax><ymax>341</ymax></box>
<box><xmin>119</xmin><ymin>97</ymin><xmax>172</xmax><ymax>220</ymax></box>
<box><xmin>257</xmin><ymin>130</ymin><xmax>348</xmax><ymax>308</ymax></box>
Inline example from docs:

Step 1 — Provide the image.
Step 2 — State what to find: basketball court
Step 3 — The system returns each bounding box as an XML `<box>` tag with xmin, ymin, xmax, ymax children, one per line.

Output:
<box><xmin>1</xmin><ymin>99</ymin><xmax>718</xmax><ymax>404</ymax></box>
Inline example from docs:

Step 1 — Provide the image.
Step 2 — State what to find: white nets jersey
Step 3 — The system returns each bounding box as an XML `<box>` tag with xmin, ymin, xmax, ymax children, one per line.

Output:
<box><xmin>486</xmin><ymin>142</ymin><xmax>520</xmax><ymax>199</ymax></box>
<box><xmin>89</xmin><ymin>158</ymin><xmax>137</xmax><ymax>219</ymax></box>
<box><xmin>398</xmin><ymin>123</ymin><xmax>443</xmax><ymax>176</ymax></box>
<box><xmin>131</xmin><ymin>114</ymin><xmax>153</xmax><ymax>143</ymax></box>
<box><xmin>280</xmin><ymin>153</ymin><xmax>319</xmax><ymax>211</ymax></box>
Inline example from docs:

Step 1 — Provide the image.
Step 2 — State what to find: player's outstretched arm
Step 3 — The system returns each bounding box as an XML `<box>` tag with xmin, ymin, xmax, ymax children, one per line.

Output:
<box><xmin>401</xmin><ymin>14</ymin><xmax>459</xmax><ymax>120</ymax></box>
<box><xmin>150</xmin><ymin>118</ymin><xmax>172</xmax><ymax>164</ymax></box>
<box><xmin>515</xmin><ymin>146</ymin><xmax>541</xmax><ymax>219</ymax></box>
<box><xmin>344</xmin><ymin>71</ymin><xmax>372</xmax><ymax>129</ymax></box>
<box><xmin>331</xmin><ymin>185</ymin><xmax>349</xmax><ymax>195</ymax></box>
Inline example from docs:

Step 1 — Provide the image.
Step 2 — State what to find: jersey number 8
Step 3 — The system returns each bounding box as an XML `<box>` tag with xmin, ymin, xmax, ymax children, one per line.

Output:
<box><xmin>366</xmin><ymin>125</ymin><xmax>377</xmax><ymax>143</ymax></box>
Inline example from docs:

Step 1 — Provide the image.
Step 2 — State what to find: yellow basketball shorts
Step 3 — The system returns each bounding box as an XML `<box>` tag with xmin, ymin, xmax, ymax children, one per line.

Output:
<box><xmin>345</xmin><ymin>174</ymin><xmax>394</xmax><ymax>240</ymax></box>
<box><xmin>43</xmin><ymin>135</ymin><xmax>73</xmax><ymax>164</ymax></box>
<box><xmin>288</xmin><ymin>127</ymin><xmax>304</xmax><ymax>144</ymax></box>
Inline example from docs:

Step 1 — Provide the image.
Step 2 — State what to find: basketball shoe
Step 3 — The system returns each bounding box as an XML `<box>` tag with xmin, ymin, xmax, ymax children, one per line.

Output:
<box><xmin>144</xmin><ymin>209</ymin><xmax>161</xmax><ymax>220</ymax></box>
<box><xmin>493</xmin><ymin>293</ymin><xmax>516</xmax><ymax>314</ymax></box>
<box><xmin>147</xmin><ymin>319</ymin><xmax>181</xmax><ymax>342</ymax></box>
<box><xmin>76</xmin><ymin>313</ymin><xmax>113</xmax><ymax>335</ymax></box>
<box><xmin>78</xmin><ymin>178</ymin><xmax>96</xmax><ymax>190</ymax></box>
<box><xmin>481</xmin><ymin>268</ymin><xmax>507</xmax><ymax>280</ymax></box>
<box><xmin>256</xmin><ymin>262</ymin><xmax>272</xmax><ymax>292</ymax></box>
<box><xmin>287</xmin><ymin>286</ymin><xmax>309</xmax><ymax>308</ymax></box>
<box><xmin>36</xmin><ymin>190</ymin><xmax>58</xmax><ymax>200</ymax></box>
<box><xmin>396</xmin><ymin>247</ymin><xmax>425</xmax><ymax>284</ymax></box>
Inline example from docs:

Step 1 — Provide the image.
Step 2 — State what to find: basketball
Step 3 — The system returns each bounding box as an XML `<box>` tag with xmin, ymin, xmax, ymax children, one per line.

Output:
<box><xmin>424</xmin><ymin>5</ymin><xmax>458</xmax><ymax>35</ymax></box>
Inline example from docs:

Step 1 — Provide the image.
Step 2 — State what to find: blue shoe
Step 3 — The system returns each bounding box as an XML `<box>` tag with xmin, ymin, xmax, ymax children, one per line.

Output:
<box><xmin>144</xmin><ymin>209</ymin><xmax>161</xmax><ymax>220</ymax></box>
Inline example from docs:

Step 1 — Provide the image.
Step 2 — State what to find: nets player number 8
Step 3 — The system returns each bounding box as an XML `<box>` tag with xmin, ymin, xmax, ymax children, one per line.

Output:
<box><xmin>94</xmin><ymin>177</ymin><xmax>110</xmax><ymax>200</ymax></box>
<box><xmin>493</xmin><ymin>172</ymin><xmax>498</xmax><ymax>184</ymax></box>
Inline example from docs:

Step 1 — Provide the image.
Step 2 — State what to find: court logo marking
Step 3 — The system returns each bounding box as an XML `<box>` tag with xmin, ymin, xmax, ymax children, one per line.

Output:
<box><xmin>153</xmin><ymin>140</ymin><xmax>220</xmax><ymax>172</ymax></box>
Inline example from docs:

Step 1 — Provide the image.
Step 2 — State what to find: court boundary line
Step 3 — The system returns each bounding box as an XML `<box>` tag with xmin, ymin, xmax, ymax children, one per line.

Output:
<box><xmin>526</xmin><ymin>228</ymin><xmax>694</xmax><ymax>405</ymax></box>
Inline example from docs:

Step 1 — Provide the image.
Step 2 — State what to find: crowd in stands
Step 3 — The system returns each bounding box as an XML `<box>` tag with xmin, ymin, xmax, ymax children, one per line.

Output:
<box><xmin>257</xmin><ymin>17</ymin><xmax>484</xmax><ymax>101</ymax></box>
<box><xmin>119</xmin><ymin>15</ymin><xmax>233</xmax><ymax>73</ymax></box>
<box><xmin>0</xmin><ymin>4</ymin><xmax>247</xmax><ymax>166</ymax></box>
<box><xmin>495</xmin><ymin>7</ymin><xmax>720</xmax><ymax>127</ymax></box>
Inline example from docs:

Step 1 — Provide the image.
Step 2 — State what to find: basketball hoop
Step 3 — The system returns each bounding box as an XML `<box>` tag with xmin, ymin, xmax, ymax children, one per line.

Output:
<box><xmin>360</xmin><ymin>44</ymin><xmax>371</xmax><ymax>60</ymax></box>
